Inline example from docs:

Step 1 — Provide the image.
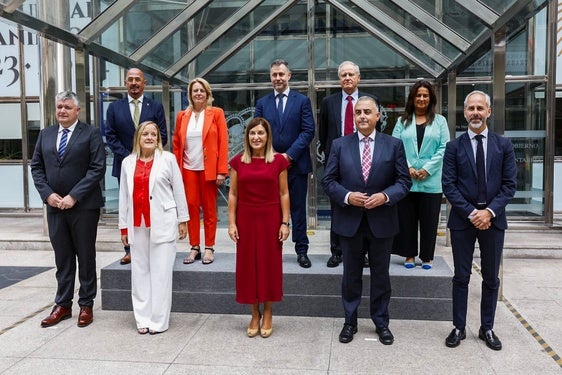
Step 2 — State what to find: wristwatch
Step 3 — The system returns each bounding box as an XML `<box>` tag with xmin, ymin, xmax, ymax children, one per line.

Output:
<box><xmin>281</xmin><ymin>222</ymin><xmax>290</xmax><ymax>227</ymax></box>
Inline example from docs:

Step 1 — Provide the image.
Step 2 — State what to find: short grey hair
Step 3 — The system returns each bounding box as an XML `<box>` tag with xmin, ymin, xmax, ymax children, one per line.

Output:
<box><xmin>356</xmin><ymin>96</ymin><xmax>379</xmax><ymax>111</ymax></box>
<box><xmin>338</xmin><ymin>61</ymin><xmax>360</xmax><ymax>77</ymax></box>
<box><xmin>271</xmin><ymin>59</ymin><xmax>290</xmax><ymax>71</ymax></box>
<box><xmin>55</xmin><ymin>90</ymin><xmax>80</xmax><ymax>107</ymax></box>
<box><xmin>464</xmin><ymin>90</ymin><xmax>491</xmax><ymax>108</ymax></box>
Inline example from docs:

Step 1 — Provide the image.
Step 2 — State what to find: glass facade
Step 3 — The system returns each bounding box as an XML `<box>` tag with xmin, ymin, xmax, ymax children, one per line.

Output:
<box><xmin>0</xmin><ymin>0</ymin><xmax>558</xmax><ymax>223</ymax></box>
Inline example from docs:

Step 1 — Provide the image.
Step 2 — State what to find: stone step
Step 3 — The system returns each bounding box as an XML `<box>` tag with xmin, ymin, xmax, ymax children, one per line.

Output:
<box><xmin>101</xmin><ymin>254</ymin><xmax>453</xmax><ymax>321</ymax></box>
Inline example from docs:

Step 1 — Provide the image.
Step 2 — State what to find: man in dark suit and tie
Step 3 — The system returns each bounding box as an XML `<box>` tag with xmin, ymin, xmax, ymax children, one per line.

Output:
<box><xmin>442</xmin><ymin>90</ymin><xmax>517</xmax><ymax>351</ymax></box>
<box><xmin>319</xmin><ymin>61</ymin><xmax>375</xmax><ymax>268</ymax></box>
<box><xmin>31</xmin><ymin>91</ymin><xmax>106</xmax><ymax>328</ymax></box>
<box><xmin>255</xmin><ymin>59</ymin><xmax>315</xmax><ymax>268</ymax></box>
<box><xmin>105</xmin><ymin>68</ymin><xmax>167</xmax><ymax>265</ymax></box>
<box><xmin>322</xmin><ymin>96</ymin><xmax>411</xmax><ymax>344</ymax></box>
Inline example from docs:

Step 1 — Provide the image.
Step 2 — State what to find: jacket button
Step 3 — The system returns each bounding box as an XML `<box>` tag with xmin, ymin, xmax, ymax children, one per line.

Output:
<box><xmin>149</xmin><ymin>196</ymin><xmax>152</xmax><ymax>200</ymax></box>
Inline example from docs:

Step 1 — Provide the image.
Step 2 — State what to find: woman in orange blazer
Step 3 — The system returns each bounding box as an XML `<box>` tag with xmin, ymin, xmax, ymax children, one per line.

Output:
<box><xmin>173</xmin><ymin>77</ymin><xmax>229</xmax><ymax>265</ymax></box>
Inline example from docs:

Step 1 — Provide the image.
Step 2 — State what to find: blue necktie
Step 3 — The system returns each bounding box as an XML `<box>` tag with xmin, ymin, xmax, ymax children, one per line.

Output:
<box><xmin>277</xmin><ymin>93</ymin><xmax>284</xmax><ymax>123</ymax></box>
<box><xmin>58</xmin><ymin>128</ymin><xmax>70</xmax><ymax>159</ymax></box>
<box><xmin>475</xmin><ymin>134</ymin><xmax>487</xmax><ymax>206</ymax></box>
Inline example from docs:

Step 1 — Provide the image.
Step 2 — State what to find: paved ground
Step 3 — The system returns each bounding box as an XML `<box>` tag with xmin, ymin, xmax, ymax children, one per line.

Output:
<box><xmin>0</xmin><ymin>213</ymin><xmax>561</xmax><ymax>374</ymax></box>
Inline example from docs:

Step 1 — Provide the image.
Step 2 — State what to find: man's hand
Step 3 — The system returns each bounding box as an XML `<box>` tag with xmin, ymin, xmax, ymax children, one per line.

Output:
<box><xmin>470</xmin><ymin>209</ymin><xmax>492</xmax><ymax>230</ymax></box>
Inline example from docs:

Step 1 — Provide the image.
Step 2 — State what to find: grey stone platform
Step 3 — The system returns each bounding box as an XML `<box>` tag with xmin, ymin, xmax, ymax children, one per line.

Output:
<box><xmin>101</xmin><ymin>253</ymin><xmax>453</xmax><ymax>321</ymax></box>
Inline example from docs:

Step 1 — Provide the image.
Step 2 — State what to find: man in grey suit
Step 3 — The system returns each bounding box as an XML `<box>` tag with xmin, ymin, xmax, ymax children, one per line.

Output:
<box><xmin>322</xmin><ymin>96</ymin><xmax>411</xmax><ymax>345</ymax></box>
<box><xmin>105</xmin><ymin>68</ymin><xmax>167</xmax><ymax>265</ymax></box>
<box><xmin>31</xmin><ymin>91</ymin><xmax>106</xmax><ymax>328</ymax></box>
<box><xmin>443</xmin><ymin>90</ymin><xmax>517</xmax><ymax>351</ymax></box>
<box><xmin>319</xmin><ymin>61</ymin><xmax>375</xmax><ymax>268</ymax></box>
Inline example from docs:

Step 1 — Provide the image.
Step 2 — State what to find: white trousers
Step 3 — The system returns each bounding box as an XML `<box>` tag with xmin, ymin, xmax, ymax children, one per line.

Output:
<box><xmin>131</xmin><ymin>227</ymin><xmax>176</xmax><ymax>332</ymax></box>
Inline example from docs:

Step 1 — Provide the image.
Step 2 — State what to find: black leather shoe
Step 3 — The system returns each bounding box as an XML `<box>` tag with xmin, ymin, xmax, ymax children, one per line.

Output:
<box><xmin>339</xmin><ymin>324</ymin><xmax>357</xmax><ymax>343</ymax></box>
<box><xmin>297</xmin><ymin>254</ymin><xmax>312</xmax><ymax>268</ymax></box>
<box><xmin>375</xmin><ymin>326</ymin><xmax>394</xmax><ymax>345</ymax></box>
<box><xmin>479</xmin><ymin>327</ymin><xmax>502</xmax><ymax>350</ymax></box>
<box><xmin>445</xmin><ymin>328</ymin><xmax>466</xmax><ymax>348</ymax></box>
<box><xmin>363</xmin><ymin>254</ymin><xmax>369</xmax><ymax>268</ymax></box>
<box><xmin>326</xmin><ymin>255</ymin><xmax>342</xmax><ymax>268</ymax></box>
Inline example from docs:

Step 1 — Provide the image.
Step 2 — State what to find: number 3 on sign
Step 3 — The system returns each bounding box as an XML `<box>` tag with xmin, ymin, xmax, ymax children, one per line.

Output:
<box><xmin>0</xmin><ymin>56</ymin><xmax>20</xmax><ymax>87</ymax></box>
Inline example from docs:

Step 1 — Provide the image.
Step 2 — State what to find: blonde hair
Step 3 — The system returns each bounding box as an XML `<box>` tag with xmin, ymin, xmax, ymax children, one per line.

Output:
<box><xmin>132</xmin><ymin>121</ymin><xmax>163</xmax><ymax>156</ymax></box>
<box><xmin>241</xmin><ymin>117</ymin><xmax>274</xmax><ymax>164</ymax></box>
<box><xmin>187</xmin><ymin>77</ymin><xmax>214</xmax><ymax>108</ymax></box>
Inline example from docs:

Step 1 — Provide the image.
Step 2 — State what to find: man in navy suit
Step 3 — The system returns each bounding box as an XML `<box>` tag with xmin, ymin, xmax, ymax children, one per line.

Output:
<box><xmin>105</xmin><ymin>68</ymin><xmax>167</xmax><ymax>265</ymax></box>
<box><xmin>319</xmin><ymin>61</ymin><xmax>376</xmax><ymax>268</ymax></box>
<box><xmin>255</xmin><ymin>59</ymin><xmax>315</xmax><ymax>268</ymax></box>
<box><xmin>322</xmin><ymin>96</ymin><xmax>411</xmax><ymax>344</ymax></box>
<box><xmin>442</xmin><ymin>90</ymin><xmax>517</xmax><ymax>351</ymax></box>
<box><xmin>31</xmin><ymin>91</ymin><xmax>106</xmax><ymax>328</ymax></box>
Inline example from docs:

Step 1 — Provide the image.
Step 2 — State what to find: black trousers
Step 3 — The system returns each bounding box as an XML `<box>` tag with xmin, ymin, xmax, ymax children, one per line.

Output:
<box><xmin>340</xmin><ymin>215</ymin><xmax>392</xmax><ymax>328</ymax></box>
<box><xmin>392</xmin><ymin>192</ymin><xmax>442</xmax><ymax>261</ymax></box>
<box><xmin>47</xmin><ymin>208</ymin><xmax>100</xmax><ymax>308</ymax></box>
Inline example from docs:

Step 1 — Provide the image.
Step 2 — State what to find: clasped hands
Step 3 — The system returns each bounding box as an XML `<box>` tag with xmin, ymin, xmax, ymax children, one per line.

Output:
<box><xmin>409</xmin><ymin>167</ymin><xmax>428</xmax><ymax>180</ymax></box>
<box><xmin>47</xmin><ymin>193</ymin><xmax>76</xmax><ymax>210</ymax></box>
<box><xmin>470</xmin><ymin>209</ymin><xmax>492</xmax><ymax>230</ymax></box>
<box><xmin>349</xmin><ymin>192</ymin><xmax>386</xmax><ymax>209</ymax></box>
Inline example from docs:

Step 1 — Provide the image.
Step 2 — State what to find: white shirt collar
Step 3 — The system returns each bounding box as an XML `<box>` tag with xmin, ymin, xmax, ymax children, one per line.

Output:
<box><xmin>128</xmin><ymin>94</ymin><xmax>144</xmax><ymax>104</ymax></box>
<box><xmin>468</xmin><ymin>127</ymin><xmax>489</xmax><ymax>140</ymax></box>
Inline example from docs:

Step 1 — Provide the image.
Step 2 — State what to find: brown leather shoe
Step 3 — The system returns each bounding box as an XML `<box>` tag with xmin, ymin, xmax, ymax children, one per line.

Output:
<box><xmin>77</xmin><ymin>306</ymin><xmax>93</xmax><ymax>327</ymax></box>
<box><xmin>41</xmin><ymin>305</ymin><xmax>72</xmax><ymax>327</ymax></box>
<box><xmin>120</xmin><ymin>253</ymin><xmax>131</xmax><ymax>265</ymax></box>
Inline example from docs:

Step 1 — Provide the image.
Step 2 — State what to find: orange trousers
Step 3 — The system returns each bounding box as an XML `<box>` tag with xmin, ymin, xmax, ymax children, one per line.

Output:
<box><xmin>182</xmin><ymin>168</ymin><xmax>218</xmax><ymax>247</ymax></box>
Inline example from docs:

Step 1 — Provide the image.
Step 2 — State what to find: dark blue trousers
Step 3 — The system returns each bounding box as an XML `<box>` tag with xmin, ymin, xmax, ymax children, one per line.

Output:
<box><xmin>450</xmin><ymin>226</ymin><xmax>504</xmax><ymax>330</ymax></box>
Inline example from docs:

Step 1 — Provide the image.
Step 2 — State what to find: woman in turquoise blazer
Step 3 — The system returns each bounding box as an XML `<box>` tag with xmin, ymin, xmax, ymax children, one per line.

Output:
<box><xmin>392</xmin><ymin>81</ymin><xmax>450</xmax><ymax>269</ymax></box>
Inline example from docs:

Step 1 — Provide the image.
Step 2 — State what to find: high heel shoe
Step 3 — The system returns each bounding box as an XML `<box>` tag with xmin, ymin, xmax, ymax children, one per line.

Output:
<box><xmin>247</xmin><ymin>314</ymin><xmax>261</xmax><ymax>337</ymax></box>
<box><xmin>260</xmin><ymin>326</ymin><xmax>273</xmax><ymax>338</ymax></box>
<box><xmin>260</xmin><ymin>315</ymin><xmax>273</xmax><ymax>338</ymax></box>
<box><xmin>183</xmin><ymin>246</ymin><xmax>201</xmax><ymax>264</ymax></box>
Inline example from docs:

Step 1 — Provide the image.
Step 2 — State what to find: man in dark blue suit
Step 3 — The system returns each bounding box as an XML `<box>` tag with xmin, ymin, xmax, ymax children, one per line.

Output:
<box><xmin>319</xmin><ymin>61</ymin><xmax>376</xmax><ymax>268</ymax></box>
<box><xmin>255</xmin><ymin>59</ymin><xmax>315</xmax><ymax>268</ymax></box>
<box><xmin>322</xmin><ymin>96</ymin><xmax>411</xmax><ymax>344</ymax></box>
<box><xmin>442</xmin><ymin>90</ymin><xmax>517</xmax><ymax>351</ymax></box>
<box><xmin>105</xmin><ymin>68</ymin><xmax>167</xmax><ymax>264</ymax></box>
<box><xmin>31</xmin><ymin>91</ymin><xmax>106</xmax><ymax>328</ymax></box>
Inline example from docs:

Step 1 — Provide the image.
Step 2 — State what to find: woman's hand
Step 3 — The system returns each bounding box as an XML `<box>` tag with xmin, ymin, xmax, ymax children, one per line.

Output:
<box><xmin>121</xmin><ymin>234</ymin><xmax>129</xmax><ymax>247</ymax></box>
<box><xmin>178</xmin><ymin>222</ymin><xmax>187</xmax><ymax>240</ymax></box>
<box><xmin>279</xmin><ymin>223</ymin><xmax>290</xmax><ymax>241</ymax></box>
<box><xmin>216</xmin><ymin>174</ymin><xmax>226</xmax><ymax>187</ymax></box>
<box><xmin>228</xmin><ymin>224</ymin><xmax>239</xmax><ymax>243</ymax></box>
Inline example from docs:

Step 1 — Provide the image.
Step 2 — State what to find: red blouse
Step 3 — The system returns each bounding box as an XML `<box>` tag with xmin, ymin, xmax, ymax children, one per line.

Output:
<box><xmin>121</xmin><ymin>159</ymin><xmax>153</xmax><ymax>235</ymax></box>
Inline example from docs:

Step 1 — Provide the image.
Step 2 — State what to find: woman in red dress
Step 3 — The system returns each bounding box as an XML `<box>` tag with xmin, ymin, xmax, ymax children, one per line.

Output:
<box><xmin>228</xmin><ymin>117</ymin><xmax>290</xmax><ymax>338</ymax></box>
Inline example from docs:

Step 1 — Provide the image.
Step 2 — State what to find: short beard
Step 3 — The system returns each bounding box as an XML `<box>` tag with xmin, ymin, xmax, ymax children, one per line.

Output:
<box><xmin>468</xmin><ymin>120</ymin><xmax>483</xmax><ymax>130</ymax></box>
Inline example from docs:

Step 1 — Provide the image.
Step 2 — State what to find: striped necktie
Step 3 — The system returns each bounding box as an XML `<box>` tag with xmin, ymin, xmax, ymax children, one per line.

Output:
<box><xmin>361</xmin><ymin>137</ymin><xmax>372</xmax><ymax>182</ymax></box>
<box><xmin>58</xmin><ymin>128</ymin><xmax>70</xmax><ymax>159</ymax></box>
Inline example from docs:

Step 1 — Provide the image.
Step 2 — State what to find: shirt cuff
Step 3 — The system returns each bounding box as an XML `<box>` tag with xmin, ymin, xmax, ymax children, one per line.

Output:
<box><xmin>486</xmin><ymin>208</ymin><xmax>496</xmax><ymax>218</ymax></box>
<box><xmin>344</xmin><ymin>192</ymin><xmax>351</xmax><ymax>205</ymax></box>
<box><xmin>120</xmin><ymin>228</ymin><xmax>128</xmax><ymax>235</ymax></box>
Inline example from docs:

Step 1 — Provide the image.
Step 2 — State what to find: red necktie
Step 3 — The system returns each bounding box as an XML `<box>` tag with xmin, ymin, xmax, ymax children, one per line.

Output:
<box><xmin>344</xmin><ymin>96</ymin><xmax>354</xmax><ymax>135</ymax></box>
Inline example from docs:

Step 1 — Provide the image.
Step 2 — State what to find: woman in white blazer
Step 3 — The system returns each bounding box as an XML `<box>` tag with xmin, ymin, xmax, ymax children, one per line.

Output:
<box><xmin>119</xmin><ymin>121</ymin><xmax>189</xmax><ymax>335</ymax></box>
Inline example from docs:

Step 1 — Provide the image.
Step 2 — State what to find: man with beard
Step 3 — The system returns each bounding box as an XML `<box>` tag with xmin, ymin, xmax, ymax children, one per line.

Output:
<box><xmin>106</xmin><ymin>68</ymin><xmax>167</xmax><ymax>265</ymax></box>
<box><xmin>442</xmin><ymin>90</ymin><xmax>516</xmax><ymax>351</ymax></box>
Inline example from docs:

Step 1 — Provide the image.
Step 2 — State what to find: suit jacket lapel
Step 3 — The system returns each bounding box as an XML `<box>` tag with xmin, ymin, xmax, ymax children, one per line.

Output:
<box><xmin>349</xmin><ymin>135</ymin><xmax>363</xmax><ymax>182</ymax></box>
<box><xmin>461</xmin><ymin>132</ymin><xmax>477</xmax><ymax>179</ymax></box>
<box><xmin>203</xmin><ymin>108</ymin><xmax>213</xmax><ymax>141</ymax></box>
<box><xmin>61</xmin><ymin>122</ymin><xmax>84</xmax><ymax>161</ymax></box>
<box><xmin>369</xmin><ymin>134</ymin><xmax>384</xmax><ymax>182</ymax></box>
<box><xmin>149</xmin><ymin>150</ymin><xmax>161</xmax><ymax>193</ymax></box>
